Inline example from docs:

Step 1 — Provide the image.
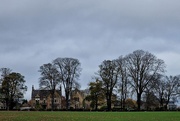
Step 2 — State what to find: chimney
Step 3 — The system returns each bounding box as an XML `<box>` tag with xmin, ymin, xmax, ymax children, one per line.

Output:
<box><xmin>32</xmin><ymin>85</ymin><xmax>34</xmax><ymax>91</ymax></box>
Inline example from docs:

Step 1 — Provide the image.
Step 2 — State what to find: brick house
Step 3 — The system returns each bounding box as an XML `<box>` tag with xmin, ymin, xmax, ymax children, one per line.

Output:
<box><xmin>70</xmin><ymin>88</ymin><xmax>90</xmax><ymax>109</ymax></box>
<box><xmin>30</xmin><ymin>85</ymin><xmax>64</xmax><ymax>110</ymax></box>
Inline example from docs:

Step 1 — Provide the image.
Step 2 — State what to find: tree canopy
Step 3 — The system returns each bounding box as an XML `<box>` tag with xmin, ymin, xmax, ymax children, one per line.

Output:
<box><xmin>0</xmin><ymin>70</ymin><xmax>27</xmax><ymax>110</ymax></box>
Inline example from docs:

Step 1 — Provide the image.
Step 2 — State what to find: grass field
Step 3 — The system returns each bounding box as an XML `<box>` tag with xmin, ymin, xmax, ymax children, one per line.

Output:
<box><xmin>0</xmin><ymin>111</ymin><xmax>179</xmax><ymax>121</ymax></box>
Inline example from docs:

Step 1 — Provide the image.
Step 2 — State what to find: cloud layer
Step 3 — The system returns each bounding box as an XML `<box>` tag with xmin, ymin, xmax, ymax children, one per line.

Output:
<box><xmin>1</xmin><ymin>0</ymin><xmax>180</xmax><ymax>99</ymax></box>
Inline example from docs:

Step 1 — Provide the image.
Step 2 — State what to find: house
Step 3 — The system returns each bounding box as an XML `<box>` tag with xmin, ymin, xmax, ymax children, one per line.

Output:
<box><xmin>70</xmin><ymin>88</ymin><xmax>90</xmax><ymax>109</ymax></box>
<box><xmin>30</xmin><ymin>85</ymin><xmax>64</xmax><ymax>110</ymax></box>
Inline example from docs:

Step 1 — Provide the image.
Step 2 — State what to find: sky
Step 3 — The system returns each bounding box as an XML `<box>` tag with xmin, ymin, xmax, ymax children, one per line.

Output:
<box><xmin>0</xmin><ymin>0</ymin><xmax>180</xmax><ymax>100</ymax></box>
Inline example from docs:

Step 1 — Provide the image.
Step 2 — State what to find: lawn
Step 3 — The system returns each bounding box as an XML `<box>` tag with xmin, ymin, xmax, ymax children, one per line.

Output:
<box><xmin>0</xmin><ymin>111</ymin><xmax>179</xmax><ymax>121</ymax></box>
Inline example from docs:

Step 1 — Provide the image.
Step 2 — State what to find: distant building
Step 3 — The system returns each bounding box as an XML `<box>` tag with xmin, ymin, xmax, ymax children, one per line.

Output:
<box><xmin>31</xmin><ymin>85</ymin><xmax>91</xmax><ymax>110</ymax></box>
<box><xmin>30</xmin><ymin>85</ymin><xmax>64</xmax><ymax>110</ymax></box>
<box><xmin>70</xmin><ymin>88</ymin><xmax>90</xmax><ymax>109</ymax></box>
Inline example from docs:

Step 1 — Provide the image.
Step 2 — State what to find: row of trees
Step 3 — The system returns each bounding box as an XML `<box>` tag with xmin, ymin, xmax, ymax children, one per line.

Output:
<box><xmin>0</xmin><ymin>50</ymin><xmax>179</xmax><ymax>111</ymax></box>
<box><xmin>39</xmin><ymin>50</ymin><xmax>180</xmax><ymax>111</ymax></box>
<box><xmin>0</xmin><ymin>58</ymin><xmax>82</xmax><ymax>111</ymax></box>
<box><xmin>87</xmin><ymin>50</ymin><xmax>180</xmax><ymax>111</ymax></box>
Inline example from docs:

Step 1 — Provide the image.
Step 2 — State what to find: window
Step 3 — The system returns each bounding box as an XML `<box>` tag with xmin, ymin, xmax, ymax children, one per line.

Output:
<box><xmin>36</xmin><ymin>100</ymin><xmax>39</xmax><ymax>104</ymax></box>
<box><xmin>74</xmin><ymin>97</ymin><xmax>79</xmax><ymax>102</ymax></box>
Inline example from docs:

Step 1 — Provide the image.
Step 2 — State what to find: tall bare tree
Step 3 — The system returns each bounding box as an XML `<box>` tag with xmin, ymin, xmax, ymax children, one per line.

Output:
<box><xmin>154</xmin><ymin>74</ymin><xmax>167</xmax><ymax>108</ymax></box>
<box><xmin>115</xmin><ymin>56</ymin><xmax>129</xmax><ymax>110</ymax></box>
<box><xmin>53</xmin><ymin>57</ymin><xmax>81</xmax><ymax>110</ymax></box>
<box><xmin>98</xmin><ymin>60</ymin><xmax>119</xmax><ymax>111</ymax></box>
<box><xmin>39</xmin><ymin>63</ymin><xmax>60</xmax><ymax>111</ymax></box>
<box><xmin>125</xmin><ymin>50</ymin><xmax>165</xmax><ymax>110</ymax></box>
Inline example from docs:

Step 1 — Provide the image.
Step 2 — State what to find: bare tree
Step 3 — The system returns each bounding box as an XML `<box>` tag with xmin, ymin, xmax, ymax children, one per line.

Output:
<box><xmin>115</xmin><ymin>56</ymin><xmax>129</xmax><ymax>110</ymax></box>
<box><xmin>154</xmin><ymin>75</ymin><xmax>180</xmax><ymax>110</ymax></box>
<box><xmin>154</xmin><ymin>75</ymin><xmax>167</xmax><ymax>108</ymax></box>
<box><xmin>53</xmin><ymin>57</ymin><xmax>81</xmax><ymax>110</ymax></box>
<box><xmin>143</xmin><ymin>90</ymin><xmax>159</xmax><ymax>110</ymax></box>
<box><xmin>98</xmin><ymin>60</ymin><xmax>119</xmax><ymax>111</ymax></box>
<box><xmin>164</xmin><ymin>75</ymin><xmax>180</xmax><ymax>109</ymax></box>
<box><xmin>125</xmin><ymin>50</ymin><xmax>165</xmax><ymax>110</ymax></box>
<box><xmin>39</xmin><ymin>63</ymin><xmax>60</xmax><ymax>111</ymax></box>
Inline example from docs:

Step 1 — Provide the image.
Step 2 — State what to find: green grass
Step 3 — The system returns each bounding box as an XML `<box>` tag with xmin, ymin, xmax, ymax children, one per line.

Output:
<box><xmin>0</xmin><ymin>111</ymin><xmax>179</xmax><ymax>121</ymax></box>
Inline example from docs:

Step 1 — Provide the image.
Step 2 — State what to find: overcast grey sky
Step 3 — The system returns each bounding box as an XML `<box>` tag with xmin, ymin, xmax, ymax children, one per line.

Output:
<box><xmin>1</xmin><ymin>0</ymin><xmax>180</xmax><ymax>100</ymax></box>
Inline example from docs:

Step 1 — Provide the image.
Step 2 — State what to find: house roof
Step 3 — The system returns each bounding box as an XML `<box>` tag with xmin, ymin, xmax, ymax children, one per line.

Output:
<box><xmin>31</xmin><ymin>90</ymin><xmax>61</xmax><ymax>100</ymax></box>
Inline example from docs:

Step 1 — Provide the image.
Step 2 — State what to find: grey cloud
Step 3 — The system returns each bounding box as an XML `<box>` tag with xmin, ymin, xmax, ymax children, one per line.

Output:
<box><xmin>1</xmin><ymin>0</ymin><xmax>180</xmax><ymax>100</ymax></box>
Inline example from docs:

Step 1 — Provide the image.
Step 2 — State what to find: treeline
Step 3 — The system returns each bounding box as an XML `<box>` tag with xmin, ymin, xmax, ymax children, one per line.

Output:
<box><xmin>0</xmin><ymin>50</ymin><xmax>180</xmax><ymax>111</ymax></box>
<box><xmin>87</xmin><ymin>50</ymin><xmax>180</xmax><ymax>111</ymax></box>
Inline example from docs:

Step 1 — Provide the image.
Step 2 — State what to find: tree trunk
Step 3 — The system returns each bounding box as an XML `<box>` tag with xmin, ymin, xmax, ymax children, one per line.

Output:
<box><xmin>95</xmin><ymin>95</ymin><xmax>98</xmax><ymax>111</ymax></box>
<box><xmin>137</xmin><ymin>93</ymin><xmax>141</xmax><ymax>111</ymax></box>
<box><xmin>51</xmin><ymin>90</ymin><xmax>55</xmax><ymax>111</ymax></box>
<box><xmin>123</xmin><ymin>99</ymin><xmax>126</xmax><ymax>111</ymax></box>
<box><xmin>106</xmin><ymin>94</ymin><xmax>111</xmax><ymax>111</ymax></box>
<box><xmin>165</xmin><ymin>96</ymin><xmax>170</xmax><ymax>110</ymax></box>
<box><xmin>65</xmin><ymin>92</ymin><xmax>69</xmax><ymax>110</ymax></box>
<box><xmin>6</xmin><ymin>98</ymin><xmax>9</xmax><ymax>110</ymax></box>
<box><xmin>108</xmin><ymin>98</ymin><xmax>111</xmax><ymax>111</ymax></box>
<box><xmin>160</xmin><ymin>97</ymin><xmax>164</xmax><ymax>108</ymax></box>
<box><xmin>120</xmin><ymin>98</ymin><xmax>123</xmax><ymax>111</ymax></box>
